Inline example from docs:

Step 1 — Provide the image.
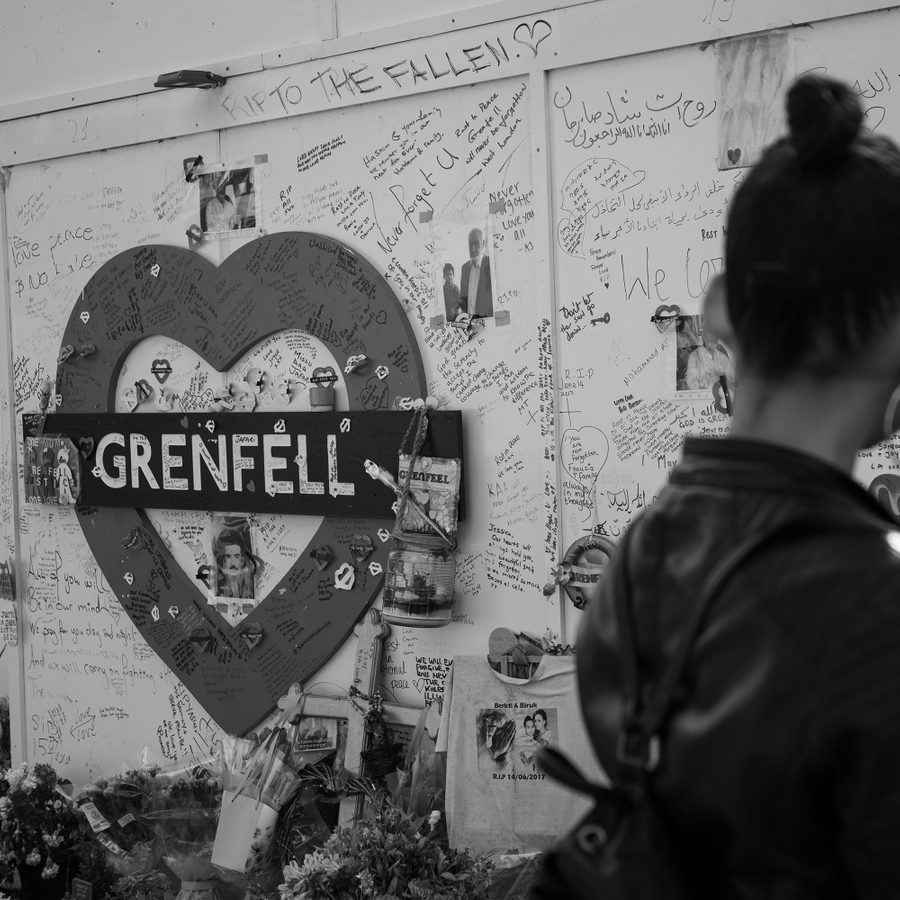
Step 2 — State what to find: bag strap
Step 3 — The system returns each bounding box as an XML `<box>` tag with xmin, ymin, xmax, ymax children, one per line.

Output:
<box><xmin>536</xmin><ymin>744</ymin><xmax>629</xmax><ymax>803</ymax></box>
<box><xmin>615</xmin><ymin>515</ymin><xmax>882</xmax><ymax>775</ymax></box>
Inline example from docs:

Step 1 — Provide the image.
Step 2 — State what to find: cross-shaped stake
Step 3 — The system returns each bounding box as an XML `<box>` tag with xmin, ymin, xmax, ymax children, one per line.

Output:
<box><xmin>280</xmin><ymin>608</ymin><xmax>427</xmax><ymax>823</ymax></box>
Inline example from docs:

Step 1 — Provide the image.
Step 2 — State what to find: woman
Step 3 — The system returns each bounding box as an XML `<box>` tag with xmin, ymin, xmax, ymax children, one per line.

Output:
<box><xmin>578</xmin><ymin>75</ymin><xmax>900</xmax><ymax>897</ymax></box>
<box><xmin>532</xmin><ymin>709</ymin><xmax>553</xmax><ymax>747</ymax></box>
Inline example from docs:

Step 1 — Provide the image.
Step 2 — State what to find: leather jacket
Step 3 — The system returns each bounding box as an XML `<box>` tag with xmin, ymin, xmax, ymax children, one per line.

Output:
<box><xmin>578</xmin><ymin>437</ymin><xmax>900</xmax><ymax>899</ymax></box>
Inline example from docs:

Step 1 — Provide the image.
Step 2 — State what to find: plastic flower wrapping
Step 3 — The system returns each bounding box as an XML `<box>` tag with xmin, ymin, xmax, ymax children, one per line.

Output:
<box><xmin>75</xmin><ymin>758</ymin><xmax>224</xmax><ymax>899</ymax></box>
<box><xmin>212</xmin><ymin>686</ymin><xmax>336</xmax><ymax>889</ymax></box>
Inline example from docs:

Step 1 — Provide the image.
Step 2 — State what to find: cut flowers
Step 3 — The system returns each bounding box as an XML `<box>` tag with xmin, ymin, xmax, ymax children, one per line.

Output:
<box><xmin>0</xmin><ymin>762</ymin><xmax>82</xmax><ymax>882</ymax></box>
<box><xmin>278</xmin><ymin>793</ymin><xmax>493</xmax><ymax>900</ymax></box>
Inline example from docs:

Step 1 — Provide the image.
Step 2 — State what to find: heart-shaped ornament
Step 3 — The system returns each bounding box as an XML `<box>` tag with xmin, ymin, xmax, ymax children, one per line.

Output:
<box><xmin>653</xmin><ymin>303</ymin><xmax>681</xmax><ymax>333</ymax></box>
<box><xmin>56</xmin><ymin>233</ymin><xmax>427</xmax><ymax>735</ymax></box>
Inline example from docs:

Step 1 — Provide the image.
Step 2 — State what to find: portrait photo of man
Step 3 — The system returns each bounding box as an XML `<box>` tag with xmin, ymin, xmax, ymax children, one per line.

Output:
<box><xmin>460</xmin><ymin>227</ymin><xmax>494</xmax><ymax>318</ymax></box>
<box><xmin>431</xmin><ymin>211</ymin><xmax>497</xmax><ymax>327</ymax></box>
<box><xmin>209</xmin><ymin>514</ymin><xmax>260</xmax><ymax>625</ymax></box>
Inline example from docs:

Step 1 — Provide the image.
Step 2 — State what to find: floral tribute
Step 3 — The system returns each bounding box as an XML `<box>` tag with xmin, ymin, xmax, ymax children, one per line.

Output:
<box><xmin>278</xmin><ymin>792</ymin><xmax>493</xmax><ymax>900</ymax></box>
<box><xmin>0</xmin><ymin>762</ymin><xmax>82</xmax><ymax>883</ymax></box>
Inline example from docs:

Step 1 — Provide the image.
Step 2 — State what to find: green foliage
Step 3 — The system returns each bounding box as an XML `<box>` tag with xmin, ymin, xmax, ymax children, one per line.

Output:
<box><xmin>278</xmin><ymin>792</ymin><xmax>493</xmax><ymax>900</ymax></box>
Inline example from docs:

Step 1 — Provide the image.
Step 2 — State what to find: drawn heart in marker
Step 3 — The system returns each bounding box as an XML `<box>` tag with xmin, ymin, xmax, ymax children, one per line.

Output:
<box><xmin>560</xmin><ymin>425</ymin><xmax>610</xmax><ymax>506</ymax></box>
<box><xmin>78</xmin><ymin>437</ymin><xmax>95</xmax><ymax>459</ymax></box>
<box><xmin>151</xmin><ymin>359</ymin><xmax>172</xmax><ymax>383</ymax></box>
<box><xmin>726</xmin><ymin>148</ymin><xmax>742</xmax><ymax>166</ymax></box>
<box><xmin>56</xmin><ymin>233</ymin><xmax>427</xmax><ymax>734</ymax></box>
<box><xmin>512</xmin><ymin>18</ymin><xmax>552</xmax><ymax>58</ymax></box>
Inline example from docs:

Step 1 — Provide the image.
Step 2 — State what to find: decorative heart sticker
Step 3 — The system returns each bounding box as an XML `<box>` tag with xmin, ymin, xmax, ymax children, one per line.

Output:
<box><xmin>189</xmin><ymin>627</ymin><xmax>214</xmax><ymax>654</ymax></box>
<box><xmin>240</xmin><ymin>622</ymin><xmax>264</xmax><ymax>651</ymax></box>
<box><xmin>135</xmin><ymin>379</ymin><xmax>153</xmax><ymax>403</ymax></box>
<box><xmin>310</xmin><ymin>546</ymin><xmax>333</xmax><ymax>571</ymax></box>
<box><xmin>652</xmin><ymin>304</ymin><xmax>681</xmax><ymax>333</ymax></box>
<box><xmin>56</xmin><ymin>233</ymin><xmax>428</xmax><ymax>735</ymax></box>
<box><xmin>344</xmin><ymin>354</ymin><xmax>367</xmax><ymax>374</ymax></box>
<box><xmin>349</xmin><ymin>534</ymin><xmax>374</xmax><ymax>563</ymax></box>
<box><xmin>151</xmin><ymin>359</ymin><xmax>172</xmax><ymax>383</ymax></box>
<box><xmin>334</xmin><ymin>562</ymin><xmax>356</xmax><ymax>591</ymax></box>
<box><xmin>310</xmin><ymin>366</ymin><xmax>338</xmax><ymax>386</ymax></box>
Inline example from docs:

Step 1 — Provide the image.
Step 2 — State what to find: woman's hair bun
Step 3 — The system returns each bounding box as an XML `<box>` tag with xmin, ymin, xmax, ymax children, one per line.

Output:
<box><xmin>786</xmin><ymin>74</ymin><xmax>864</xmax><ymax>166</ymax></box>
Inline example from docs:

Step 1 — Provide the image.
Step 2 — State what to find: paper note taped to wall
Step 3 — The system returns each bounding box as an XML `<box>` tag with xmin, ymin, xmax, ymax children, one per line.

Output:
<box><xmin>0</xmin><ymin>599</ymin><xmax>17</xmax><ymax>647</ymax></box>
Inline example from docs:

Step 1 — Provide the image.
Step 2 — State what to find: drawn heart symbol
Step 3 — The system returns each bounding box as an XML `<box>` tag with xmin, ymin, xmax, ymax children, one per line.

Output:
<box><xmin>726</xmin><ymin>147</ymin><xmax>742</xmax><ymax>166</ymax></box>
<box><xmin>78</xmin><ymin>436</ymin><xmax>95</xmax><ymax>459</ymax></box>
<box><xmin>560</xmin><ymin>426</ymin><xmax>610</xmax><ymax>508</ymax></box>
<box><xmin>56</xmin><ymin>233</ymin><xmax>426</xmax><ymax>734</ymax></box>
<box><xmin>512</xmin><ymin>18</ymin><xmax>552</xmax><ymax>58</ymax></box>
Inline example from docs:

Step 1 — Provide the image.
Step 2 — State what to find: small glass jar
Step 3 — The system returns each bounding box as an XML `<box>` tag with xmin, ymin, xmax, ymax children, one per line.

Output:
<box><xmin>381</xmin><ymin>542</ymin><xmax>456</xmax><ymax>627</ymax></box>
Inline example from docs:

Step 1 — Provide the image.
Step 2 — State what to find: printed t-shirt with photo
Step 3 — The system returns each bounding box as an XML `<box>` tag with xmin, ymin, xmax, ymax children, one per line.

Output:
<box><xmin>436</xmin><ymin>654</ymin><xmax>608</xmax><ymax>854</ymax></box>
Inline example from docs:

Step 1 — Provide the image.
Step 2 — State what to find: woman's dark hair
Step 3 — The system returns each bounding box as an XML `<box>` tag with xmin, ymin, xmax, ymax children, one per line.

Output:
<box><xmin>725</xmin><ymin>74</ymin><xmax>900</xmax><ymax>378</ymax></box>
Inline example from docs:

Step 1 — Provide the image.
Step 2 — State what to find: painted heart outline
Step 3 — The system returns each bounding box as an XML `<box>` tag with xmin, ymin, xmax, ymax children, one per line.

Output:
<box><xmin>56</xmin><ymin>233</ymin><xmax>426</xmax><ymax>735</ymax></box>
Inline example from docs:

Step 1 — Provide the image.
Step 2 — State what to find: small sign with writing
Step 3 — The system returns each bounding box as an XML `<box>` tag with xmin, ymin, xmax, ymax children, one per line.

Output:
<box><xmin>0</xmin><ymin>600</ymin><xmax>17</xmax><ymax>647</ymax></box>
<box><xmin>71</xmin><ymin>878</ymin><xmax>94</xmax><ymax>899</ymax></box>
<box><xmin>23</xmin><ymin>412</ymin><xmax>464</xmax><ymax>519</ymax></box>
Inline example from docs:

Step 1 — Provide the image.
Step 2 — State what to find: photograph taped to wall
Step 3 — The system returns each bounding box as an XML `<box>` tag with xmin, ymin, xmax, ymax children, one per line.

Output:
<box><xmin>209</xmin><ymin>513</ymin><xmax>260</xmax><ymax>626</ymax></box>
<box><xmin>24</xmin><ymin>436</ymin><xmax>81</xmax><ymax>506</ymax></box>
<box><xmin>673</xmin><ymin>314</ymin><xmax>736</xmax><ymax>399</ymax></box>
<box><xmin>295</xmin><ymin>716</ymin><xmax>339</xmax><ymax>752</ymax></box>
<box><xmin>430</xmin><ymin>208</ymin><xmax>494</xmax><ymax>327</ymax></box>
<box><xmin>197</xmin><ymin>165</ymin><xmax>260</xmax><ymax>236</ymax></box>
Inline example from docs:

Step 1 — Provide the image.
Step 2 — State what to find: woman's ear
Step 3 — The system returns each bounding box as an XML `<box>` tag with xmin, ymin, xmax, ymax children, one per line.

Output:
<box><xmin>702</xmin><ymin>274</ymin><xmax>735</xmax><ymax>349</ymax></box>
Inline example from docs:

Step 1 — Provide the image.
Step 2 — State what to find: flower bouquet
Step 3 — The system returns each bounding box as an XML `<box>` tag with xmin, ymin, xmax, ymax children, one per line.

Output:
<box><xmin>142</xmin><ymin>765</ymin><xmax>222</xmax><ymax>900</ymax></box>
<box><xmin>212</xmin><ymin>688</ymin><xmax>335</xmax><ymax>885</ymax></box>
<box><xmin>75</xmin><ymin>765</ymin><xmax>164</xmax><ymax>877</ymax></box>
<box><xmin>0</xmin><ymin>762</ymin><xmax>83</xmax><ymax>898</ymax></box>
<box><xmin>278</xmin><ymin>791</ymin><xmax>493</xmax><ymax>900</ymax></box>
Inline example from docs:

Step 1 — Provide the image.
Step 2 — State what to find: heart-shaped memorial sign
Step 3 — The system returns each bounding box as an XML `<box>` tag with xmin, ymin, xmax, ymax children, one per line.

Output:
<box><xmin>54</xmin><ymin>233</ymin><xmax>427</xmax><ymax>735</ymax></box>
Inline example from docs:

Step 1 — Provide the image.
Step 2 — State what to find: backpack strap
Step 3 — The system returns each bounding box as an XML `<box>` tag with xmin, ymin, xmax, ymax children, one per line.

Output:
<box><xmin>614</xmin><ymin>515</ymin><xmax>883</xmax><ymax>776</ymax></box>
